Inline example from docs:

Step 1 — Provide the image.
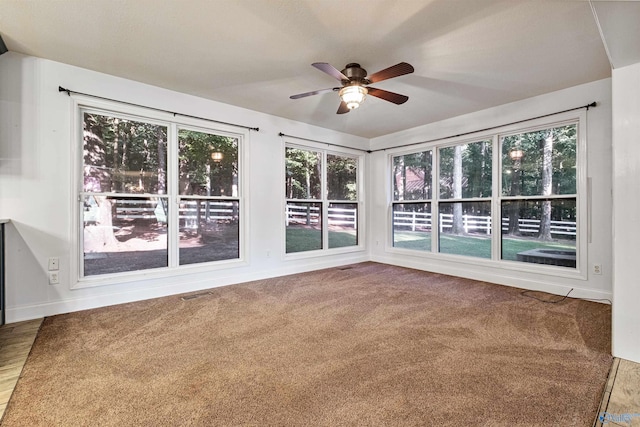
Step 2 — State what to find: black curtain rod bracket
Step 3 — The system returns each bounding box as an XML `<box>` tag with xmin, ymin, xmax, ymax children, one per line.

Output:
<box><xmin>58</xmin><ymin>86</ymin><xmax>259</xmax><ymax>132</ymax></box>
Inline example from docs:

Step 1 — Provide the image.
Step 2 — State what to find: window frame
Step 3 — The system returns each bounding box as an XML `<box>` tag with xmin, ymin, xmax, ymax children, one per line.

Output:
<box><xmin>387</xmin><ymin>110</ymin><xmax>587</xmax><ymax>279</ymax></box>
<box><xmin>390</xmin><ymin>149</ymin><xmax>434</xmax><ymax>252</ymax></box>
<box><xmin>176</xmin><ymin>125</ymin><xmax>242</xmax><ymax>266</ymax></box>
<box><xmin>71</xmin><ymin>96</ymin><xmax>249</xmax><ymax>288</ymax></box>
<box><xmin>283</xmin><ymin>139</ymin><xmax>365</xmax><ymax>259</ymax></box>
<box><xmin>436</xmin><ymin>139</ymin><xmax>493</xmax><ymax>258</ymax></box>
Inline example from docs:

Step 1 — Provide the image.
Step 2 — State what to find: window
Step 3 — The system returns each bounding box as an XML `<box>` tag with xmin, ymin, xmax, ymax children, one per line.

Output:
<box><xmin>177</xmin><ymin>129</ymin><xmax>240</xmax><ymax>265</ymax></box>
<box><xmin>392</xmin><ymin>151</ymin><xmax>432</xmax><ymax>251</ymax></box>
<box><xmin>438</xmin><ymin>140</ymin><xmax>492</xmax><ymax>259</ymax></box>
<box><xmin>285</xmin><ymin>145</ymin><xmax>361</xmax><ymax>254</ymax></box>
<box><xmin>500</xmin><ymin>124</ymin><xmax>577</xmax><ymax>268</ymax></box>
<box><xmin>389</xmin><ymin>116</ymin><xmax>583</xmax><ymax>272</ymax></box>
<box><xmin>80</xmin><ymin>108</ymin><xmax>244</xmax><ymax>279</ymax></box>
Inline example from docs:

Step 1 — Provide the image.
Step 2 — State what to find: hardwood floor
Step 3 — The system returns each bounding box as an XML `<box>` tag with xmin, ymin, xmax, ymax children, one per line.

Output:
<box><xmin>0</xmin><ymin>318</ymin><xmax>638</xmax><ymax>425</ymax></box>
<box><xmin>0</xmin><ymin>319</ymin><xmax>42</xmax><ymax>421</ymax></box>
<box><xmin>594</xmin><ymin>357</ymin><xmax>640</xmax><ymax>426</ymax></box>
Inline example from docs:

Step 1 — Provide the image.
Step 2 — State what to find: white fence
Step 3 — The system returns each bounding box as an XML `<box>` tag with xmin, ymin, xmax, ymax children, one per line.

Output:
<box><xmin>85</xmin><ymin>198</ymin><xmax>237</xmax><ymax>228</ymax></box>
<box><xmin>88</xmin><ymin>198</ymin><xmax>575</xmax><ymax>237</ymax></box>
<box><xmin>393</xmin><ymin>210</ymin><xmax>576</xmax><ymax>237</ymax></box>
<box><xmin>285</xmin><ymin>204</ymin><xmax>357</xmax><ymax>228</ymax></box>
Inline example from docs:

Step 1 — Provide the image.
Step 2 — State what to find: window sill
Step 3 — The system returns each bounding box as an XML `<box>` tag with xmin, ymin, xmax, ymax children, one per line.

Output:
<box><xmin>72</xmin><ymin>258</ymin><xmax>249</xmax><ymax>290</ymax></box>
<box><xmin>283</xmin><ymin>245</ymin><xmax>366</xmax><ymax>262</ymax></box>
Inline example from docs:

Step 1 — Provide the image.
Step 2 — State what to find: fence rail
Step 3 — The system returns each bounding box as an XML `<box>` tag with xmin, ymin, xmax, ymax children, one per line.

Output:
<box><xmin>393</xmin><ymin>211</ymin><xmax>575</xmax><ymax>237</ymax></box>
<box><xmin>285</xmin><ymin>204</ymin><xmax>357</xmax><ymax>228</ymax></box>
<box><xmin>84</xmin><ymin>198</ymin><xmax>238</xmax><ymax>228</ymax></box>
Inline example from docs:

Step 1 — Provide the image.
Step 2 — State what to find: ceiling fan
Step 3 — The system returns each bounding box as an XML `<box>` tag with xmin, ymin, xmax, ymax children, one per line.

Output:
<box><xmin>290</xmin><ymin>62</ymin><xmax>414</xmax><ymax>114</ymax></box>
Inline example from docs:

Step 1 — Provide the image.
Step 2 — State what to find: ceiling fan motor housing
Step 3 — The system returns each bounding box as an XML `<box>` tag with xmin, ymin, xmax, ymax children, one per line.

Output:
<box><xmin>341</xmin><ymin>63</ymin><xmax>369</xmax><ymax>84</ymax></box>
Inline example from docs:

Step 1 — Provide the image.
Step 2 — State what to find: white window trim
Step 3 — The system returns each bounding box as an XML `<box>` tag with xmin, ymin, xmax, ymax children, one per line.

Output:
<box><xmin>386</xmin><ymin>110</ymin><xmax>588</xmax><ymax>280</ymax></box>
<box><xmin>70</xmin><ymin>95</ymin><xmax>250</xmax><ymax>289</ymax></box>
<box><xmin>282</xmin><ymin>138</ymin><xmax>366</xmax><ymax>260</ymax></box>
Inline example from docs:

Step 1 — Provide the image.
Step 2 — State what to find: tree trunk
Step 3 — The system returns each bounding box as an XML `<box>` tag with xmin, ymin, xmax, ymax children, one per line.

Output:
<box><xmin>452</xmin><ymin>145</ymin><xmax>464</xmax><ymax>234</ymax></box>
<box><xmin>305</xmin><ymin>162</ymin><xmax>311</xmax><ymax>225</ymax></box>
<box><xmin>507</xmin><ymin>201</ymin><xmax>521</xmax><ymax>235</ymax></box>
<box><xmin>158</xmin><ymin>138</ymin><xmax>166</xmax><ymax>194</ymax></box>
<box><xmin>539</xmin><ymin>131</ymin><xmax>553</xmax><ymax>240</ymax></box>
<box><xmin>120</xmin><ymin>130</ymin><xmax>128</xmax><ymax>193</ymax></box>
<box><xmin>396</xmin><ymin>156</ymin><xmax>405</xmax><ymax>203</ymax></box>
<box><xmin>95</xmin><ymin>198</ymin><xmax>118</xmax><ymax>248</ymax></box>
<box><xmin>112</xmin><ymin>118</ymin><xmax>119</xmax><ymax>192</ymax></box>
<box><xmin>422</xmin><ymin>156</ymin><xmax>429</xmax><ymax>200</ymax></box>
<box><xmin>205</xmin><ymin>163</ymin><xmax>211</xmax><ymax>221</ymax></box>
<box><xmin>507</xmin><ymin>157</ymin><xmax>521</xmax><ymax>235</ymax></box>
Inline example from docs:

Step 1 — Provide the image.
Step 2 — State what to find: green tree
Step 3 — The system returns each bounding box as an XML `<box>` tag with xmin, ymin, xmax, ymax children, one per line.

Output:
<box><xmin>501</xmin><ymin>124</ymin><xmax>576</xmax><ymax>239</ymax></box>
<box><xmin>83</xmin><ymin>113</ymin><xmax>168</xmax><ymax>246</ymax></box>
<box><xmin>327</xmin><ymin>154</ymin><xmax>357</xmax><ymax>200</ymax></box>
<box><xmin>285</xmin><ymin>148</ymin><xmax>321</xmax><ymax>200</ymax></box>
<box><xmin>178</xmin><ymin>130</ymin><xmax>238</xmax><ymax>197</ymax></box>
<box><xmin>285</xmin><ymin>148</ymin><xmax>321</xmax><ymax>226</ymax></box>
<box><xmin>393</xmin><ymin>151</ymin><xmax>431</xmax><ymax>203</ymax></box>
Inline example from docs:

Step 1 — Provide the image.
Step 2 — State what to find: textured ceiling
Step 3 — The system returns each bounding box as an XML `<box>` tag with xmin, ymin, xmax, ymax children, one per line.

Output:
<box><xmin>0</xmin><ymin>0</ymin><xmax>628</xmax><ymax>138</ymax></box>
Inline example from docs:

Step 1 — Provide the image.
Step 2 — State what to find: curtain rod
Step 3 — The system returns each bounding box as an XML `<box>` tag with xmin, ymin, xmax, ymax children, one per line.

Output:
<box><xmin>368</xmin><ymin>101</ymin><xmax>597</xmax><ymax>153</ymax></box>
<box><xmin>59</xmin><ymin>86</ymin><xmax>260</xmax><ymax>132</ymax></box>
<box><xmin>278</xmin><ymin>132</ymin><xmax>371</xmax><ymax>153</ymax></box>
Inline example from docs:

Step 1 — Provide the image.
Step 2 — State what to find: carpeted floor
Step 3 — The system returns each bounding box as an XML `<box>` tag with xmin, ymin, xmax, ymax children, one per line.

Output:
<box><xmin>2</xmin><ymin>262</ymin><xmax>611</xmax><ymax>426</ymax></box>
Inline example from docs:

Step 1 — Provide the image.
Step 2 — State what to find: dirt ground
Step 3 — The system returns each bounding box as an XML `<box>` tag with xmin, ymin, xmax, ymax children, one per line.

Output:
<box><xmin>83</xmin><ymin>221</ymin><xmax>239</xmax><ymax>276</ymax></box>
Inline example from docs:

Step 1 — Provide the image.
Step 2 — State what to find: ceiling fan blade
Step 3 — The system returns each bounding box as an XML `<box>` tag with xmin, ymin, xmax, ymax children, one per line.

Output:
<box><xmin>337</xmin><ymin>101</ymin><xmax>350</xmax><ymax>114</ymax></box>
<box><xmin>367</xmin><ymin>62</ymin><xmax>414</xmax><ymax>83</ymax></box>
<box><xmin>290</xmin><ymin>87</ymin><xmax>337</xmax><ymax>99</ymax></box>
<box><xmin>367</xmin><ymin>87</ymin><xmax>409</xmax><ymax>105</ymax></box>
<box><xmin>312</xmin><ymin>62</ymin><xmax>349</xmax><ymax>81</ymax></box>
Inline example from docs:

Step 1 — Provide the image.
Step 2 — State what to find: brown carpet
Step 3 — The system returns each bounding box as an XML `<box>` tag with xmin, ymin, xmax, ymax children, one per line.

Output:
<box><xmin>2</xmin><ymin>262</ymin><xmax>611</xmax><ymax>426</ymax></box>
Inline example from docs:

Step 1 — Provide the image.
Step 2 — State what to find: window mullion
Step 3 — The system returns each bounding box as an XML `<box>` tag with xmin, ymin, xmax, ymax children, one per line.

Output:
<box><xmin>492</xmin><ymin>134</ymin><xmax>501</xmax><ymax>261</ymax></box>
<box><xmin>167</xmin><ymin>123</ymin><xmax>179</xmax><ymax>268</ymax></box>
<box><xmin>432</xmin><ymin>148</ymin><xmax>440</xmax><ymax>253</ymax></box>
<box><xmin>322</xmin><ymin>151</ymin><xmax>328</xmax><ymax>250</ymax></box>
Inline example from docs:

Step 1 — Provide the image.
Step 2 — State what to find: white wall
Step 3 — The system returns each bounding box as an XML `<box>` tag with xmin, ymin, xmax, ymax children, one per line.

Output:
<box><xmin>0</xmin><ymin>53</ymin><xmax>369</xmax><ymax>322</ymax></box>
<box><xmin>368</xmin><ymin>79</ymin><xmax>613</xmax><ymax>301</ymax></box>
<box><xmin>612</xmin><ymin>62</ymin><xmax>640</xmax><ymax>363</ymax></box>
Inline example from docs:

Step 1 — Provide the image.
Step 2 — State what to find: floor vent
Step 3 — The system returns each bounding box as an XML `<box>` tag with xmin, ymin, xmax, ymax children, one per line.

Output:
<box><xmin>181</xmin><ymin>292</ymin><xmax>213</xmax><ymax>301</ymax></box>
<box><xmin>338</xmin><ymin>266</ymin><xmax>353</xmax><ymax>271</ymax></box>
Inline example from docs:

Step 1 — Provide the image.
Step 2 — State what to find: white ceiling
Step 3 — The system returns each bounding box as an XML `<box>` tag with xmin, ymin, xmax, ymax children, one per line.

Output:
<box><xmin>0</xmin><ymin>1</ymin><xmax>637</xmax><ymax>139</ymax></box>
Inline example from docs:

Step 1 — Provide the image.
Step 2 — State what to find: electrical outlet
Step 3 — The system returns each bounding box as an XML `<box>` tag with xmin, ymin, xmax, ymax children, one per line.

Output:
<box><xmin>49</xmin><ymin>271</ymin><xmax>60</xmax><ymax>285</ymax></box>
<box><xmin>593</xmin><ymin>264</ymin><xmax>602</xmax><ymax>275</ymax></box>
<box><xmin>48</xmin><ymin>257</ymin><xmax>59</xmax><ymax>271</ymax></box>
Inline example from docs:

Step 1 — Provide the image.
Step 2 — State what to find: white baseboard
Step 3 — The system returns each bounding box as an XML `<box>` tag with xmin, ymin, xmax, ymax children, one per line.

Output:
<box><xmin>6</xmin><ymin>251</ymin><xmax>611</xmax><ymax>323</ymax></box>
<box><xmin>371</xmin><ymin>254</ymin><xmax>612</xmax><ymax>303</ymax></box>
<box><xmin>5</xmin><ymin>254</ymin><xmax>369</xmax><ymax>323</ymax></box>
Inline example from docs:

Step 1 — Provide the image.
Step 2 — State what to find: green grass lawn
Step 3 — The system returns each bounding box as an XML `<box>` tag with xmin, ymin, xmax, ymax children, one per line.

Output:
<box><xmin>440</xmin><ymin>234</ymin><xmax>491</xmax><ymax>258</ymax></box>
<box><xmin>393</xmin><ymin>230</ymin><xmax>575</xmax><ymax>260</ymax></box>
<box><xmin>286</xmin><ymin>228</ymin><xmax>357</xmax><ymax>253</ymax></box>
<box><xmin>393</xmin><ymin>231</ymin><xmax>432</xmax><ymax>251</ymax></box>
<box><xmin>287</xmin><ymin>227</ymin><xmax>575</xmax><ymax>260</ymax></box>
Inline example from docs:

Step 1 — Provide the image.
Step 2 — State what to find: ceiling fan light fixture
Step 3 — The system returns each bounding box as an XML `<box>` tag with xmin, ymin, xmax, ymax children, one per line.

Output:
<box><xmin>339</xmin><ymin>85</ymin><xmax>368</xmax><ymax>110</ymax></box>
